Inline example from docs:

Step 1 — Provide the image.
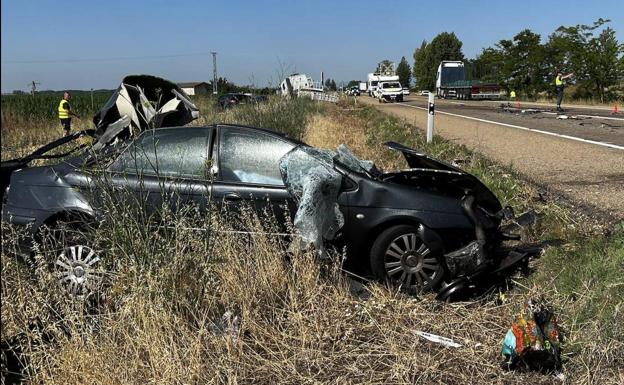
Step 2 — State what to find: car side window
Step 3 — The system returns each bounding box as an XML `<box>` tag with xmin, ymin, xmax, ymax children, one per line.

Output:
<box><xmin>111</xmin><ymin>128</ymin><xmax>209</xmax><ymax>179</ymax></box>
<box><xmin>218</xmin><ymin>127</ymin><xmax>294</xmax><ymax>186</ymax></box>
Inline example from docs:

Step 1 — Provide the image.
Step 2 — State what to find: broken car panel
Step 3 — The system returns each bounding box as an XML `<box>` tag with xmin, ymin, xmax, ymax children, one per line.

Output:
<box><xmin>1</xmin><ymin>75</ymin><xmax>199</xmax><ymax>202</ymax></box>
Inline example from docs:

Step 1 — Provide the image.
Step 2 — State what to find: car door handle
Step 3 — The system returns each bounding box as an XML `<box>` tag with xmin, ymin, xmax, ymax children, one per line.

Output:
<box><xmin>224</xmin><ymin>193</ymin><xmax>241</xmax><ymax>201</ymax></box>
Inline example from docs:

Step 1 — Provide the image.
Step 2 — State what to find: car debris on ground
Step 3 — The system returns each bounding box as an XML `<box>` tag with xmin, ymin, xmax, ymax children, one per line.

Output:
<box><xmin>501</xmin><ymin>299</ymin><xmax>562</xmax><ymax>373</ymax></box>
<box><xmin>416</xmin><ymin>331</ymin><xmax>462</xmax><ymax>348</ymax></box>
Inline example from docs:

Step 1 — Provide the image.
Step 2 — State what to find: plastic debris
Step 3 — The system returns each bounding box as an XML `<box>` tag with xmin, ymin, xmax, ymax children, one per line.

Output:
<box><xmin>416</xmin><ymin>331</ymin><xmax>462</xmax><ymax>348</ymax></box>
<box><xmin>501</xmin><ymin>299</ymin><xmax>562</xmax><ymax>372</ymax></box>
<box><xmin>221</xmin><ymin>311</ymin><xmax>241</xmax><ymax>342</ymax></box>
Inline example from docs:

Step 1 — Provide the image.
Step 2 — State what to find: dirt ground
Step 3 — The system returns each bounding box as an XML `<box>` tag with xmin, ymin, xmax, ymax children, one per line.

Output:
<box><xmin>358</xmin><ymin>96</ymin><xmax>624</xmax><ymax>223</ymax></box>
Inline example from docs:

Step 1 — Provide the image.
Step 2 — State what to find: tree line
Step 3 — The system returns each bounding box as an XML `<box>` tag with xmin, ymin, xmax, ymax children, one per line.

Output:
<box><xmin>408</xmin><ymin>19</ymin><xmax>623</xmax><ymax>101</ymax></box>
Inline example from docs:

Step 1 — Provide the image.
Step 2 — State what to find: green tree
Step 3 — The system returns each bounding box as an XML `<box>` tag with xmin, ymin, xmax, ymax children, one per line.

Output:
<box><xmin>324</xmin><ymin>78</ymin><xmax>337</xmax><ymax>91</ymax></box>
<box><xmin>412</xmin><ymin>32</ymin><xmax>464</xmax><ymax>91</ymax></box>
<box><xmin>470</xmin><ymin>30</ymin><xmax>547</xmax><ymax>97</ymax></box>
<box><xmin>413</xmin><ymin>40</ymin><xmax>431</xmax><ymax>90</ymax></box>
<box><xmin>510</xmin><ymin>29</ymin><xmax>548</xmax><ymax>97</ymax></box>
<box><xmin>346</xmin><ymin>80</ymin><xmax>360</xmax><ymax>88</ymax></box>
<box><xmin>547</xmin><ymin>19</ymin><xmax>623</xmax><ymax>101</ymax></box>
<box><xmin>396</xmin><ymin>56</ymin><xmax>412</xmax><ymax>88</ymax></box>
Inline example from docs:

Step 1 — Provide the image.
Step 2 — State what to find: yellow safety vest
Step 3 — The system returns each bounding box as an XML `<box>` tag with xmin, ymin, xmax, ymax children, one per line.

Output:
<box><xmin>555</xmin><ymin>76</ymin><xmax>563</xmax><ymax>86</ymax></box>
<box><xmin>58</xmin><ymin>99</ymin><xmax>70</xmax><ymax>119</ymax></box>
<box><xmin>510</xmin><ymin>90</ymin><xmax>516</xmax><ymax>98</ymax></box>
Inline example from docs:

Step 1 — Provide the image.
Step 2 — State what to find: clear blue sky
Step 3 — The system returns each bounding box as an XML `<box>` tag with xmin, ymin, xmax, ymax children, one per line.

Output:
<box><xmin>1</xmin><ymin>0</ymin><xmax>621</xmax><ymax>92</ymax></box>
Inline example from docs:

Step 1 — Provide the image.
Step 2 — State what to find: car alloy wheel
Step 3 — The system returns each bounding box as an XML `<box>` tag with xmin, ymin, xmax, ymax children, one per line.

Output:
<box><xmin>370</xmin><ymin>225</ymin><xmax>444</xmax><ymax>293</ymax></box>
<box><xmin>384</xmin><ymin>233</ymin><xmax>441</xmax><ymax>291</ymax></box>
<box><xmin>54</xmin><ymin>244</ymin><xmax>103</xmax><ymax>296</ymax></box>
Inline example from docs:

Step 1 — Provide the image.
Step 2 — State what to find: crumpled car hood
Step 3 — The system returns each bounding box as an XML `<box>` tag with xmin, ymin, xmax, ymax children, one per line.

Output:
<box><xmin>384</xmin><ymin>141</ymin><xmax>502</xmax><ymax>214</ymax></box>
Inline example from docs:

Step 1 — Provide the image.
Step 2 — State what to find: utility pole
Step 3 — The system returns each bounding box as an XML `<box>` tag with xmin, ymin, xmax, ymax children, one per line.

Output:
<box><xmin>30</xmin><ymin>81</ymin><xmax>40</xmax><ymax>95</ymax></box>
<box><xmin>211</xmin><ymin>52</ymin><xmax>218</xmax><ymax>95</ymax></box>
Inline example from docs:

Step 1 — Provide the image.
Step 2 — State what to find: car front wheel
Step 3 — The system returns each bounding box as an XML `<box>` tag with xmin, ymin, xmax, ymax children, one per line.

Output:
<box><xmin>370</xmin><ymin>225</ymin><xmax>444</xmax><ymax>293</ymax></box>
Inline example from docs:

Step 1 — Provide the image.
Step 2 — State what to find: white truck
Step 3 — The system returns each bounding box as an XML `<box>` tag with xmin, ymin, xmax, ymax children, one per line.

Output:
<box><xmin>279</xmin><ymin>73</ymin><xmax>338</xmax><ymax>102</ymax></box>
<box><xmin>373</xmin><ymin>81</ymin><xmax>404</xmax><ymax>103</ymax></box>
<box><xmin>367</xmin><ymin>73</ymin><xmax>399</xmax><ymax>97</ymax></box>
<box><xmin>279</xmin><ymin>73</ymin><xmax>323</xmax><ymax>97</ymax></box>
<box><xmin>359</xmin><ymin>82</ymin><xmax>367</xmax><ymax>93</ymax></box>
<box><xmin>436</xmin><ymin>61</ymin><xmax>501</xmax><ymax>100</ymax></box>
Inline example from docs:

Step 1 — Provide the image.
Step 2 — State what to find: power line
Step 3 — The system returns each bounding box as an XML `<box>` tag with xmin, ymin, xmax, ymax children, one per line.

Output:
<box><xmin>2</xmin><ymin>52</ymin><xmax>214</xmax><ymax>64</ymax></box>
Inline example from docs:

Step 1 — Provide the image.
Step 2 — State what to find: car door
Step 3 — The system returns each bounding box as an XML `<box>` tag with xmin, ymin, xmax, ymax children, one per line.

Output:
<box><xmin>106</xmin><ymin>127</ymin><xmax>212</xmax><ymax>219</ymax></box>
<box><xmin>211</xmin><ymin>125</ymin><xmax>297</xmax><ymax>233</ymax></box>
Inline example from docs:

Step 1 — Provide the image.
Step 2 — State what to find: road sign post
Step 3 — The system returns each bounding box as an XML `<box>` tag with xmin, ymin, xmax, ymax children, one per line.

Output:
<box><xmin>427</xmin><ymin>92</ymin><xmax>435</xmax><ymax>143</ymax></box>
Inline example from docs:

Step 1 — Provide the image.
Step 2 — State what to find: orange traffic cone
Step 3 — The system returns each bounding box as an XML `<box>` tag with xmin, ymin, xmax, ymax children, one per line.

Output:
<box><xmin>612</xmin><ymin>100</ymin><xmax>619</xmax><ymax>114</ymax></box>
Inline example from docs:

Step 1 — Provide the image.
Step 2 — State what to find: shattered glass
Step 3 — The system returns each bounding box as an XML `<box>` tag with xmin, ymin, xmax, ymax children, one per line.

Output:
<box><xmin>279</xmin><ymin>144</ymin><xmax>376</xmax><ymax>250</ymax></box>
<box><xmin>335</xmin><ymin>144</ymin><xmax>379</xmax><ymax>175</ymax></box>
<box><xmin>219</xmin><ymin>128</ymin><xmax>294</xmax><ymax>185</ymax></box>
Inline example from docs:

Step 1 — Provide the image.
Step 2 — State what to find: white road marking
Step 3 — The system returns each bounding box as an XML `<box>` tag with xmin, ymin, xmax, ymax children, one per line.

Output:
<box><xmin>396</xmin><ymin>103</ymin><xmax>624</xmax><ymax>150</ymax></box>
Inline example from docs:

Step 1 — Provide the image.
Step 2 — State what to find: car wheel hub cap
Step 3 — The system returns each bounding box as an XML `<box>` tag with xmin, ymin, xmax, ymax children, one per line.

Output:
<box><xmin>383</xmin><ymin>233</ymin><xmax>439</xmax><ymax>291</ymax></box>
<box><xmin>405</xmin><ymin>255</ymin><xmax>419</xmax><ymax>268</ymax></box>
<box><xmin>55</xmin><ymin>245</ymin><xmax>102</xmax><ymax>296</ymax></box>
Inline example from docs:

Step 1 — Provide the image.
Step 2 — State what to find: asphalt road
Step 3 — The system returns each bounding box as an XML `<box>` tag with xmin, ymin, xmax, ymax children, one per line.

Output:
<box><xmin>400</xmin><ymin>96</ymin><xmax>624</xmax><ymax>147</ymax></box>
<box><xmin>359</xmin><ymin>95</ymin><xmax>624</xmax><ymax>223</ymax></box>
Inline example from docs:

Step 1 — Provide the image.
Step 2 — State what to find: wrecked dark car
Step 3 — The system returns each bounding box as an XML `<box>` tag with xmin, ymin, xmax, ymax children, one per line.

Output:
<box><xmin>2</xmin><ymin>118</ymin><xmax>532</xmax><ymax>297</ymax></box>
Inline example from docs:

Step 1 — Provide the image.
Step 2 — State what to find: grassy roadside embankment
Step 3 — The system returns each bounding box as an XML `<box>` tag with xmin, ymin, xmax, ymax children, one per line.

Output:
<box><xmin>1</xmin><ymin>96</ymin><xmax>622</xmax><ymax>384</ymax></box>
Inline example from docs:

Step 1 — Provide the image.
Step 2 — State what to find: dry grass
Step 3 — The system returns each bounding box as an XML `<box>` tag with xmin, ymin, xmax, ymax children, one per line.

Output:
<box><xmin>0</xmin><ymin>217</ymin><xmax>574</xmax><ymax>385</ymax></box>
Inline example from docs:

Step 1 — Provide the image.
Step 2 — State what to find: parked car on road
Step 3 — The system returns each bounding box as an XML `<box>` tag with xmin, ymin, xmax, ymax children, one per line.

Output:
<box><xmin>346</xmin><ymin>86</ymin><xmax>360</xmax><ymax>96</ymax></box>
<box><xmin>418</xmin><ymin>90</ymin><xmax>430</xmax><ymax>96</ymax></box>
<box><xmin>2</xmin><ymin>124</ymin><xmax>528</xmax><ymax>297</ymax></box>
<box><xmin>402</xmin><ymin>88</ymin><xmax>410</xmax><ymax>96</ymax></box>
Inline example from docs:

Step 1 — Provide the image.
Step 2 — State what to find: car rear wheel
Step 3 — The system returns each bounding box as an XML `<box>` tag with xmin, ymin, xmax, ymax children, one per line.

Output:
<box><xmin>40</xmin><ymin>221</ymin><xmax>104</xmax><ymax>297</ymax></box>
<box><xmin>370</xmin><ymin>225</ymin><xmax>444</xmax><ymax>293</ymax></box>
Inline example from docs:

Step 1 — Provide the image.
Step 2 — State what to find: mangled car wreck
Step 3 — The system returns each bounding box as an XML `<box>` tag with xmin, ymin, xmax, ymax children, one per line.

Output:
<box><xmin>1</xmin><ymin>75</ymin><xmax>536</xmax><ymax>298</ymax></box>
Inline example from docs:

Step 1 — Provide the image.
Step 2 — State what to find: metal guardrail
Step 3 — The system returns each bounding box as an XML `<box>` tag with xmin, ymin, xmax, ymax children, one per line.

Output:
<box><xmin>310</xmin><ymin>92</ymin><xmax>338</xmax><ymax>103</ymax></box>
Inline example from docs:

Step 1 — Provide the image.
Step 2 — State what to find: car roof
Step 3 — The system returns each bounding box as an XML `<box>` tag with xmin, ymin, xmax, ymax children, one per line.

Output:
<box><xmin>150</xmin><ymin>124</ymin><xmax>307</xmax><ymax>145</ymax></box>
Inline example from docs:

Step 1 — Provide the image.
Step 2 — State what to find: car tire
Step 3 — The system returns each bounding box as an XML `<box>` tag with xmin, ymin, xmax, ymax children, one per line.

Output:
<box><xmin>370</xmin><ymin>224</ymin><xmax>444</xmax><ymax>293</ymax></box>
<box><xmin>39</xmin><ymin>220</ymin><xmax>104</xmax><ymax>297</ymax></box>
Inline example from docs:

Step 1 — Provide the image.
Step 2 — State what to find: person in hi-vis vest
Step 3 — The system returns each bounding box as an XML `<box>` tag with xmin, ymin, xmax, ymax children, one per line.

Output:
<box><xmin>554</xmin><ymin>71</ymin><xmax>573</xmax><ymax>112</ymax></box>
<box><xmin>58</xmin><ymin>91</ymin><xmax>78</xmax><ymax>136</ymax></box>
